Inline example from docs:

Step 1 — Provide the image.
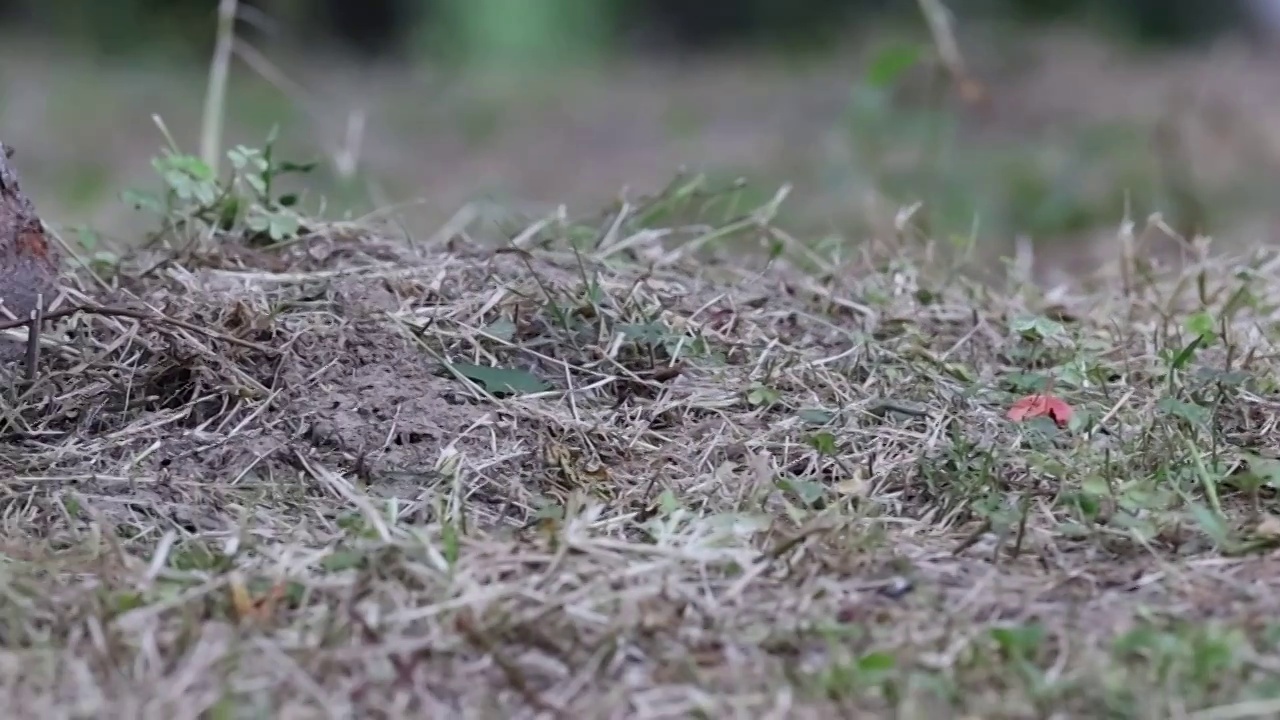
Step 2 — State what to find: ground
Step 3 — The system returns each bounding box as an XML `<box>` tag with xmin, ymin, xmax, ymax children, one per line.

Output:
<box><xmin>3</xmin><ymin>158</ymin><xmax>1280</xmax><ymax>718</ymax></box>
<box><xmin>7</xmin><ymin>16</ymin><xmax>1280</xmax><ymax>719</ymax></box>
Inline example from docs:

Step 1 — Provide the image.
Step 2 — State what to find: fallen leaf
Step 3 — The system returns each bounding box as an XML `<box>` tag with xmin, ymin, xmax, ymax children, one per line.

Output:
<box><xmin>1007</xmin><ymin>394</ymin><xmax>1073</xmax><ymax>428</ymax></box>
<box><xmin>229</xmin><ymin>572</ymin><xmax>286</xmax><ymax>624</ymax></box>
<box><xmin>833</xmin><ymin>476</ymin><xmax>867</xmax><ymax>497</ymax></box>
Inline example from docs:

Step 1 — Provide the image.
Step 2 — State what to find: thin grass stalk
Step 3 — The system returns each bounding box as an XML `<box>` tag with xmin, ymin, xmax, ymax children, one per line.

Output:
<box><xmin>201</xmin><ymin>0</ymin><xmax>240</xmax><ymax>173</ymax></box>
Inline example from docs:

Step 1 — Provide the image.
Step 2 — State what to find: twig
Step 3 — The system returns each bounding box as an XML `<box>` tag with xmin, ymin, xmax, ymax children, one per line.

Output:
<box><xmin>866</xmin><ymin>400</ymin><xmax>933</xmax><ymax>419</ymax></box>
<box><xmin>201</xmin><ymin>0</ymin><xmax>240</xmax><ymax>172</ymax></box>
<box><xmin>763</xmin><ymin>520</ymin><xmax>835</xmax><ymax>561</ymax></box>
<box><xmin>916</xmin><ymin>0</ymin><xmax>989</xmax><ymax>107</ymax></box>
<box><xmin>23</xmin><ymin>293</ymin><xmax>43</xmax><ymax>383</ymax></box>
<box><xmin>952</xmin><ymin>518</ymin><xmax>993</xmax><ymax>556</ymax></box>
<box><xmin>0</xmin><ymin>303</ymin><xmax>280</xmax><ymax>356</ymax></box>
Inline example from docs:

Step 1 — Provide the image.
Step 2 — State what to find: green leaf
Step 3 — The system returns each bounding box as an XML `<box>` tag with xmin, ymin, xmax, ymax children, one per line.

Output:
<box><xmin>319</xmin><ymin>550</ymin><xmax>364</xmax><ymax>572</ymax></box>
<box><xmin>105</xmin><ymin>590</ymin><xmax>147</xmax><ymax>615</ymax></box>
<box><xmin>1010</xmin><ymin>315</ymin><xmax>1065</xmax><ymax>342</ymax></box>
<box><xmin>451</xmin><ymin>363</ymin><xmax>550</xmax><ymax>395</ymax></box>
<box><xmin>657</xmin><ymin>489</ymin><xmax>682</xmax><ymax>515</ymax></box>
<box><xmin>1185</xmin><ymin>311</ymin><xmax>1215</xmax><ymax>339</ymax></box>
<box><xmin>1054</xmin><ymin>360</ymin><xmax>1089</xmax><ymax>389</ymax></box>
<box><xmin>165</xmin><ymin>172</ymin><xmax>217</xmax><ymax>206</ymax></box>
<box><xmin>441</xmin><ymin>521</ymin><xmax>460</xmax><ymax>566</ymax></box>
<box><xmin>1193</xmin><ymin>367</ymin><xmax>1251</xmax><ymax>387</ymax></box>
<box><xmin>618</xmin><ymin>322</ymin><xmax>669</xmax><ymax>345</ymax></box>
<box><xmin>856</xmin><ymin>650</ymin><xmax>896</xmax><ymax>676</ymax></box>
<box><xmin>797</xmin><ymin>408</ymin><xmax>836</xmax><ymax>426</ymax></box>
<box><xmin>991</xmin><ymin>623</ymin><xmax>1045</xmax><ymax>657</ymax></box>
<box><xmin>1066</xmin><ymin>408</ymin><xmax>1092</xmax><ymax>434</ymax></box>
<box><xmin>777</xmin><ymin>477</ymin><xmax>825</xmax><ymax>507</ymax></box>
<box><xmin>245</xmin><ymin>206</ymin><xmax>301</xmax><ymax>241</ymax></box>
<box><xmin>73</xmin><ymin>226</ymin><xmax>99</xmax><ymax>251</ymax></box>
<box><xmin>1189</xmin><ymin>502</ymin><xmax>1232</xmax><ymax>549</ymax></box>
<box><xmin>154</xmin><ymin>153</ymin><xmax>218</xmax><ymax>206</ymax></box>
<box><xmin>483</xmin><ymin>319</ymin><xmax>517</xmax><ymax>341</ymax></box>
<box><xmin>246</xmin><ymin>213</ymin><xmax>269</xmax><ymax>233</ymax></box>
<box><xmin>121</xmin><ymin>189</ymin><xmax>165</xmax><ymax>214</ymax></box>
<box><xmin>1249</xmin><ymin>453</ymin><xmax>1280</xmax><ymax>487</ymax></box>
<box><xmin>746</xmin><ymin>382</ymin><xmax>780</xmax><ymax>407</ymax></box>
<box><xmin>155</xmin><ymin>153</ymin><xmax>214</xmax><ymax>181</ymax></box>
<box><xmin>62</xmin><ymin>492</ymin><xmax>81</xmax><ymax>517</ymax></box>
<box><xmin>268</xmin><ymin>212</ymin><xmax>300</xmax><ymax>240</ymax></box>
<box><xmin>207</xmin><ymin>696</ymin><xmax>237</xmax><ymax>720</ymax></box>
<box><xmin>1157</xmin><ymin>397</ymin><xmax>1209</xmax><ymax>426</ymax></box>
<box><xmin>1004</xmin><ymin>372</ymin><xmax>1050</xmax><ymax>393</ymax></box>
<box><xmin>1169</xmin><ymin>334</ymin><xmax>1204</xmax><ymax>371</ymax></box>
<box><xmin>1081</xmin><ymin>475</ymin><xmax>1110</xmax><ymax>497</ymax></box>
<box><xmin>245</xmin><ymin>173</ymin><xmax>268</xmax><ymax>197</ymax></box>
<box><xmin>1112</xmin><ymin>625</ymin><xmax>1169</xmax><ymax>657</ymax></box>
<box><xmin>865</xmin><ymin>43</ymin><xmax>921</xmax><ymax>89</ymax></box>
<box><xmin>807</xmin><ymin>431</ymin><xmax>838</xmax><ymax>456</ymax></box>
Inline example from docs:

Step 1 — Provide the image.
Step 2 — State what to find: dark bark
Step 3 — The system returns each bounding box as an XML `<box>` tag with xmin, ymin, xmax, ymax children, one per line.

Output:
<box><xmin>0</xmin><ymin>143</ymin><xmax>61</xmax><ymax>327</ymax></box>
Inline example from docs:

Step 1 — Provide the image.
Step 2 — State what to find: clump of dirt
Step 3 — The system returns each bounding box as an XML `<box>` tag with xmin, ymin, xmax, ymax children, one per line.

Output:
<box><xmin>4</xmin><ymin>219</ymin><xmax>806</xmax><ymax>525</ymax></box>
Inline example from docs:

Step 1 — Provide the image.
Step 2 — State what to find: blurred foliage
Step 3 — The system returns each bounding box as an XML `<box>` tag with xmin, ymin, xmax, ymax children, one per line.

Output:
<box><xmin>0</xmin><ymin>0</ymin><xmax>1264</xmax><ymax>249</ymax></box>
<box><xmin>832</xmin><ymin>36</ymin><xmax>1227</xmax><ymax>246</ymax></box>
<box><xmin>7</xmin><ymin>0</ymin><xmax>217</xmax><ymax>59</ymax></box>
<box><xmin>427</xmin><ymin>0</ymin><xmax>614</xmax><ymax>69</ymax></box>
<box><xmin>0</xmin><ymin>0</ymin><xmax>1265</xmax><ymax>65</ymax></box>
<box><xmin>999</xmin><ymin>0</ymin><xmax>1258</xmax><ymax>45</ymax></box>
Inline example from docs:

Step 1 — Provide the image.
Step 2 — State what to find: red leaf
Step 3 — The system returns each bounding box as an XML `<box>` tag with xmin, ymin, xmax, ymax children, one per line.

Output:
<box><xmin>1007</xmin><ymin>394</ymin><xmax>1073</xmax><ymax>428</ymax></box>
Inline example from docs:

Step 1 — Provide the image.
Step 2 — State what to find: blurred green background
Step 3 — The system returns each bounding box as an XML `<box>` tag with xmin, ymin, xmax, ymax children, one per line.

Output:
<box><xmin>3</xmin><ymin>0</ymin><xmax>1280</xmax><ymax>281</ymax></box>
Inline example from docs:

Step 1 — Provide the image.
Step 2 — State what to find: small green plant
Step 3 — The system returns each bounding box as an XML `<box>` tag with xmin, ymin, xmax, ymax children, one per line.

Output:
<box><xmin>746</xmin><ymin>381</ymin><xmax>782</xmax><ymax>408</ymax></box>
<box><xmin>124</xmin><ymin>125</ymin><xmax>317</xmax><ymax>247</ymax></box>
<box><xmin>809</xmin><ymin>648</ymin><xmax>899</xmax><ymax>701</ymax></box>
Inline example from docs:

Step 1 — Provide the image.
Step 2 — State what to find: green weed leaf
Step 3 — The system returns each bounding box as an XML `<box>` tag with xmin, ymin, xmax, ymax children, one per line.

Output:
<box><xmin>451</xmin><ymin>363</ymin><xmax>550</xmax><ymax>396</ymax></box>
<box><xmin>865</xmin><ymin>44</ymin><xmax>921</xmax><ymax>89</ymax></box>
<box><xmin>797</xmin><ymin>408</ymin><xmax>836</xmax><ymax>426</ymax></box>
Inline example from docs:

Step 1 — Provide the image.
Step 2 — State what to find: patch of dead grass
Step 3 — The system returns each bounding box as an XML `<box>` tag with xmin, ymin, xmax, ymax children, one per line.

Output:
<box><xmin>2</xmin><ymin>194</ymin><xmax>1280</xmax><ymax>718</ymax></box>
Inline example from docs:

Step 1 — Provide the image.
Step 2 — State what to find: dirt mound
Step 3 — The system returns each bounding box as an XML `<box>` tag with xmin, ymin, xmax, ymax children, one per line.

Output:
<box><xmin>3</xmin><ymin>209</ymin><xmax>1280</xmax><ymax>717</ymax></box>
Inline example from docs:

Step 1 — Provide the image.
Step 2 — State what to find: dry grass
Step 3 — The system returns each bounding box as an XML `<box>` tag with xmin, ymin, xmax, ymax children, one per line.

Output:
<box><xmin>5</xmin><ymin>180</ymin><xmax>1280</xmax><ymax>719</ymax></box>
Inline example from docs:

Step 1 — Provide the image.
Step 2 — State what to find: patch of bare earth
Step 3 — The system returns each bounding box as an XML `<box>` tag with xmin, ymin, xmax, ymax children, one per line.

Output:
<box><xmin>3</xmin><ymin>198</ymin><xmax>1280</xmax><ymax>718</ymax></box>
